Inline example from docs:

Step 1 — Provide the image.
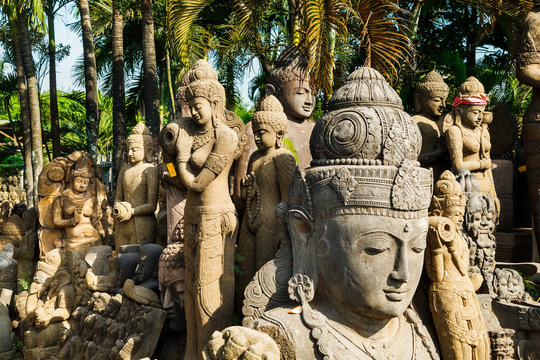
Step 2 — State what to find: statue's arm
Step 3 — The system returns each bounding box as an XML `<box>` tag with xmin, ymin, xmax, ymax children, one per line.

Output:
<box><xmin>275</xmin><ymin>152</ymin><xmax>296</xmax><ymax>202</ymax></box>
<box><xmin>517</xmin><ymin>63</ymin><xmax>540</xmax><ymax>88</ymax></box>
<box><xmin>114</xmin><ymin>166</ymin><xmax>126</xmax><ymax>202</ymax></box>
<box><xmin>133</xmin><ymin>166</ymin><xmax>159</xmax><ymax>216</ymax></box>
<box><xmin>449</xmin><ymin>238</ymin><xmax>469</xmax><ymax>277</ymax></box>
<box><xmin>52</xmin><ymin>196</ymin><xmax>73</xmax><ymax>228</ymax></box>
<box><xmin>50</xmin><ymin>290</ymin><xmax>71</xmax><ymax>323</ymax></box>
<box><xmin>426</xmin><ymin>227</ymin><xmax>445</xmax><ymax>282</ymax></box>
<box><xmin>179</xmin><ymin>129</ymin><xmax>238</xmax><ymax>193</ymax></box>
<box><xmin>447</xmin><ymin>126</ymin><xmax>482</xmax><ymax>171</ymax></box>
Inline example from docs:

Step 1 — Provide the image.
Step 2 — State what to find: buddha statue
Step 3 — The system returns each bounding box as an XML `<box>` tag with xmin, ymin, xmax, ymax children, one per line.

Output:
<box><xmin>113</xmin><ymin>122</ymin><xmax>159</xmax><ymax>249</ymax></box>
<box><xmin>52</xmin><ymin>158</ymin><xmax>105</xmax><ymax>252</ymax></box>
<box><xmin>426</xmin><ymin>171</ymin><xmax>490</xmax><ymax>360</ymax></box>
<box><xmin>173</xmin><ymin>59</ymin><xmax>246</xmax><ymax>360</ymax></box>
<box><xmin>236</xmin><ymin>95</ymin><xmax>296</xmax><ymax>304</ymax></box>
<box><xmin>158</xmin><ymin>241</ymin><xmax>186</xmax><ymax>331</ymax></box>
<box><xmin>414</xmin><ymin>71</ymin><xmax>449</xmax><ymax>163</ymax></box>
<box><xmin>234</xmin><ymin>45</ymin><xmax>315</xmax><ymax>210</ymax></box>
<box><xmin>204</xmin><ymin>68</ymin><xmax>439</xmax><ymax>360</ymax></box>
<box><xmin>517</xmin><ymin>0</ymin><xmax>540</xmax><ymax>253</ymax></box>
<box><xmin>445</xmin><ymin>76</ymin><xmax>500</xmax><ymax>217</ymax></box>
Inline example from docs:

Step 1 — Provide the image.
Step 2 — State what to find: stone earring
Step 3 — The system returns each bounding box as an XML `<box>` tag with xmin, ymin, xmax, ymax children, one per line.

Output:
<box><xmin>288</xmin><ymin>273</ymin><xmax>315</xmax><ymax>304</ymax></box>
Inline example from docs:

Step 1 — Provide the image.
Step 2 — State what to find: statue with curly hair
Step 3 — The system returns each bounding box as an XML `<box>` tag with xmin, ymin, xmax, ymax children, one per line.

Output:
<box><xmin>113</xmin><ymin>122</ymin><xmax>159</xmax><ymax>248</ymax></box>
<box><xmin>175</xmin><ymin>60</ymin><xmax>245</xmax><ymax>360</ymax></box>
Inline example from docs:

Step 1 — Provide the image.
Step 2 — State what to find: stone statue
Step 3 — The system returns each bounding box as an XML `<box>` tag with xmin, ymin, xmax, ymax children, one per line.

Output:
<box><xmin>234</xmin><ymin>45</ymin><xmax>315</xmax><ymax>210</ymax></box>
<box><xmin>0</xmin><ymin>291</ymin><xmax>15</xmax><ymax>359</ymax></box>
<box><xmin>206</xmin><ymin>68</ymin><xmax>439</xmax><ymax>360</ymax></box>
<box><xmin>493</xmin><ymin>268</ymin><xmax>531</xmax><ymax>303</ymax></box>
<box><xmin>516</xmin><ymin>0</ymin><xmax>540</xmax><ymax>254</ymax></box>
<box><xmin>38</xmin><ymin>152</ymin><xmax>108</xmax><ymax>257</ymax></box>
<box><xmin>426</xmin><ymin>171</ymin><xmax>490</xmax><ymax>360</ymax></box>
<box><xmin>116</xmin><ymin>245</ymin><xmax>140</xmax><ymax>290</ymax></box>
<box><xmin>174</xmin><ymin>59</ymin><xmax>245</xmax><ymax>360</ymax></box>
<box><xmin>85</xmin><ymin>245</ymin><xmax>116</xmax><ymax>292</ymax></box>
<box><xmin>52</xmin><ymin>158</ymin><xmax>105</xmax><ymax>252</ymax></box>
<box><xmin>113</xmin><ymin>122</ymin><xmax>159</xmax><ymax>249</ymax></box>
<box><xmin>0</xmin><ymin>243</ymin><xmax>16</xmax><ymax>291</ymax></box>
<box><xmin>158</xmin><ymin>241</ymin><xmax>186</xmax><ymax>331</ymax></box>
<box><xmin>236</xmin><ymin>95</ymin><xmax>296</xmax><ymax>303</ymax></box>
<box><xmin>413</xmin><ymin>70</ymin><xmax>450</xmax><ymax>178</ymax></box>
<box><xmin>445</xmin><ymin>76</ymin><xmax>500</xmax><ymax>217</ymax></box>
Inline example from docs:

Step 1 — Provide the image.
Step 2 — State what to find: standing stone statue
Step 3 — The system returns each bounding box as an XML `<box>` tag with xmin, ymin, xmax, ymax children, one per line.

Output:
<box><xmin>427</xmin><ymin>171</ymin><xmax>490</xmax><ymax>360</ymax></box>
<box><xmin>52</xmin><ymin>158</ymin><xmax>105</xmax><ymax>252</ymax></box>
<box><xmin>205</xmin><ymin>67</ymin><xmax>439</xmax><ymax>360</ymax></box>
<box><xmin>516</xmin><ymin>0</ymin><xmax>540</xmax><ymax>252</ymax></box>
<box><xmin>236</xmin><ymin>95</ymin><xmax>296</xmax><ymax>302</ymax></box>
<box><xmin>175</xmin><ymin>60</ymin><xmax>244</xmax><ymax>360</ymax></box>
<box><xmin>445</xmin><ymin>76</ymin><xmax>500</xmax><ymax>217</ymax></box>
<box><xmin>113</xmin><ymin>122</ymin><xmax>159</xmax><ymax>249</ymax></box>
<box><xmin>234</xmin><ymin>45</ymin><xmax>315</xmax><ymax>210</ymax></box>
<box><xmin>413</xmin><ymin>71</ymin><xmax>450</xmax><ymax>178</ymax></box>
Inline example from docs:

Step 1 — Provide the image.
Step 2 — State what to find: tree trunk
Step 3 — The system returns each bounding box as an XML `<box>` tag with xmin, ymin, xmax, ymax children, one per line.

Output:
<box><xmin>141</xmin><ymin>0</ymin><xmax>160</xmax><ymax>153</ymax></box>
<box><xmin>112</xmin><ymin>0</ymin><xmax>126</xmax><ymax>187</ymax></box>
<box><xmin>48</xmin><ymin>11</ymin><xmax>61</xmax><ymax>158</ymax></box>
<box><xmin>79</xmin><ymin>0</ymin><xmax>100</xmax><ymax>160</ymax></box>
<box><xmin>18</xmin><ymin>8</ymin><xmax>42</xmax><ymax>205</ymax></box>
<box><xmin>166</xmin><ymin>49</ymin><xmax>176</xmax><ymax>116</ymax></box>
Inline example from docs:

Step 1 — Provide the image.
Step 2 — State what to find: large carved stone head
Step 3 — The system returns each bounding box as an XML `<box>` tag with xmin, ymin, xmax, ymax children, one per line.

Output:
<box><xmin>286</xmin><ymin>67</ymin><xmax>432</xmax><ymax>320</ymax></box>
<box><xmin>135</xmin><ymin>244</ymin><xmax>164</xmax><ymax>284</ymax></box>
<box><xmin>265</xmin><ymin>45</ymin><xmax>315</xmax><ymax>122</ymax></box>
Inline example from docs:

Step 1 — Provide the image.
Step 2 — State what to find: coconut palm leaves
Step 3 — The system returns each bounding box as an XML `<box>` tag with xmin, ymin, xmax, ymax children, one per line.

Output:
<box><xmin>167</xmin><ymin>0</ymin><xmax>414</xmax><ymax>94</ymax></box>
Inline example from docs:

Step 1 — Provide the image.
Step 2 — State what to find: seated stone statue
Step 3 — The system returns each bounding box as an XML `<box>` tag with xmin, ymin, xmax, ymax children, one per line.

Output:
<box><xmin>445</xmin><ymin>77</ymin><xmax>500</xmax><ymax>217</ymax></box>
<box><xmin>113</xmin><ymin>122</ymin><xmax>159</xmax><ymax>249</ymax></box>
<box><xmin>413</xmin><ymin>71</ymin><xmax>450</xmax><ymax>179</ymax></box>
<box><xmin>234</xmin><ymin>45</ymin><xmax>315</xmax><ymax>210</ymax></box>
<box><xmin>426</xmin><ymin>171</ymin><xmax>490</xmax><ymax>360</ymax></box>
<box><xmin>236</xmin><ymin>95</ymin><xmax>296</xmax><ymax>303</ymax></box>
<box><xmin>205</xmin><ymin>67</ymin><xmax>439</xmax><ymax>360</ymax></box>
<box><xmin>52</xmin><ymin>158</ymin><xmax>105</xmax><ymax>252</ymax></box>
<box><xmin>123</xmin><ymin>244</ymin><xmax>163</xmax><ymax>307</ymax></box>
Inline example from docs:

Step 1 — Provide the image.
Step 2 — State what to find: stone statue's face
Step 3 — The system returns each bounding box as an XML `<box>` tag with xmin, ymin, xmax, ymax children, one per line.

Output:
<box><xmin>188</xmin><ymin>96</ymin><xmax>213</xmax><ymax>127</ymax></box>
<box><xmin>279</xmin><ymin>79</ymin><xmax>315</xmax><ymax>121</ymax></box>
<box><xmin>421</xmin><ymin>92</ymin><xmax>447</xmax><ymax>118</ymax></box>
<box><xmin>459</xmin><ymin>104</ymin><xmax>485</xmax><ymax>129</ymax></box>
<box><xmin>497</xmin><ymin>272</ymin><xmax>525</xmax><ymax>298</ymax></box>
<box><xmin>127</xmin><ymin>143</ymin><xmax>145</xmax><ymax>164</ymax></box>
<box><xmin>445</xmin><ymin>204</ymin><xmax>465</xmax><ymax>228</ymax></box>
<box><xmin>73</xmin><ymin>176</ymin><xmax>90</xmax><ymax>193</ymax></box>
<box><xmin>253</xmin><ymin>123</ymin><xmax>277</xmax><ymax>151</ymax></box>
<box><xmin>316</xmin><ymin>214</ymin><xmax>427</xmax><ymax>319</ymax></box>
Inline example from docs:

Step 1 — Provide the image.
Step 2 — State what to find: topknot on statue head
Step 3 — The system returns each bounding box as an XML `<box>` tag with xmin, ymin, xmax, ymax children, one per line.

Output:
<box><xmin>252</xmin><ymin>95</ymin><xmax>288</xmax><ymax>134</ymax></box>
<box><xmin>416</xmin><ymin>71</ymin><xmax>450</xmax><ymax>98</ymax></box>
<box><xmin>127</xmin><ymin>122</ymin><xmax>153</xmax><ymax>163</ymax></box>
<box><xmin>458</xmin><ymin>76</ymin><xmax>485</xmax><ymax>98</ymax></box>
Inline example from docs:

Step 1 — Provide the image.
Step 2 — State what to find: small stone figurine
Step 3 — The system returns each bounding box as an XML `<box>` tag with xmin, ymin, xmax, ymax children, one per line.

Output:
<box><xmin>113</xmin><ymin>122</ymin><xmax>159</xmax><ymax>249</ymax></box>
<box><xmin>427</xmin><ymin>171</ymin><xmax>490</xmax><ymax>360</ymax></box>
<box><xmin>236</xmin><ymin>96</ymin><xmax>296</xmax><ymax>302</ymax></box>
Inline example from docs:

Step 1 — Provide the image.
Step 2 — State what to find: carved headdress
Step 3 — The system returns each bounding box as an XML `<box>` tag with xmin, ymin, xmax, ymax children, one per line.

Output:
<box><xmin>292</xmin><ymin>67</ymin><xmax>432</xmax><ymax>222</ymax></box>
<box><xmin>177</xmin><ymin>60</ymin><xmax>225</xmax><ymax>106</ymax></box>
<box><xmin>452</xmin><ymin>76</ymin><xmax>489</xmax><ymax>107</ymax></box>
<box><xmin>252</xmin><ymin>95</ymin><xmax>288</xmax><ymax>133</ymax></box>
<box><xmin>429</xmin><ymin>171</ymin><xmax>466</xmax><ymax>216</ymax></box>
<box><xmin>267</xmin><ymin>45</ymin><xmax>310</xmax><ymax>93</ymax></box>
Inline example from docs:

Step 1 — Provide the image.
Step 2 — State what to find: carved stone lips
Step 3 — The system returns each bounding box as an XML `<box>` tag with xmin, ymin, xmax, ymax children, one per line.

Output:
<box><xmin>383</xmin><ymin>288</ymin><xmax>408</xmax><ymax>301</ymax></box>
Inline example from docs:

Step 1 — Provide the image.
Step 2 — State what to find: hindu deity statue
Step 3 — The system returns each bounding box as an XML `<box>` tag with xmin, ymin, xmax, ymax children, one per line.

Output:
<box><xmin>173</xmin><ymin>60</ymin><xmax>245</xmax><ymax>360</ymax></box>
<box><xmin>113</xmin><ymin>122</ymin><xmax>159</xmax><ymax>249</ymax></box>
<box><xmin>426</xmin><ymin>170</ymin><xmax>490</xmax><ymax>360</ymax></box>
<box><xmin>445</xmin><ymin>76</ymin><xmax>500</xmax><ymax>217</ymax></box>
<box><xmin>52</xmin><ymin>158</ymin><xmax>105</xmax><ymax>252</ymax></box>
<box><xmin>517</xmin><ymin>0</ymin><xmax>540</xmax><ymax>253</ymax></box>
<box><xmin>413</xmin><ymin>70</ymin><xmax>450</xmax><ymax>176</ymax></box>
<box><xmin>236</xmin><ymin>95</ymin><xmax>296</xmax><ymax>303</ymax></box>
<box><xmin>204</xmin><ymin>67</ymin><xmax>439</xmax><ymax>360</ymax></box>
<box><xmin>234</xmin><ymin>45</ymin><xmax>315</xmax><ymax>210</ymax></box>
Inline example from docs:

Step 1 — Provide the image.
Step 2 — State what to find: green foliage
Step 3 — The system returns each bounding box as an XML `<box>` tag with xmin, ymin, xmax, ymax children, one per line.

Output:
<box><xmin>283</xmin><ymin>138</ymin><xmax>299</xmax><ymax>164</ymax></box>
<box><xmin>234</xmin><ymin>100</ymin><xmax>253</xmax><ymax>124</ymax></box>
<box><xmin>234</xmin><ymin>253</ymin><xmax>245</xmax><ymax>275</ymax></box>
<box><xmin>18</xmin><ymin>272</ymin><xmax>32</xmax><ymax>291</ymax></box>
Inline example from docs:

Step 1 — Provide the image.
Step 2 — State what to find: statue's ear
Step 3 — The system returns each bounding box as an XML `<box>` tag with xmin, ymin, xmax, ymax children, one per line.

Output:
<box><xmin>287</xmin><ymin>208</ymin><xmax>313</xmax><ymax>250</ymax></box>
<box><xmin>265</xmin><ymin>84</ymin><xmax>277</xmax><ymax>97</ymax></box>
<box><xmin>276</xmin><ymin>130</ymin><xmax>285</xmax><ymax>148</ymax></box>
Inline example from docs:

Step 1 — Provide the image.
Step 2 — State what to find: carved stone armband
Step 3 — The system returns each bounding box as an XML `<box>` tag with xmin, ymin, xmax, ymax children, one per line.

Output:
<box><xmin>204</xmin><ymin>153</ymin><xmax>229</xmax><ymax>175</ymax></box>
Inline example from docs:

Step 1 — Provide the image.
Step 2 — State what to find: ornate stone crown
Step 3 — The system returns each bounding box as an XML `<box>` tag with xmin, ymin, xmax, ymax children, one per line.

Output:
<box><xmin>291</xmin><ymin>67</ymin><xmax>432</xmax><ymax>220</ymax></box>
<box><xmin>177</xmin><ymin>60</ymin><xmax>225</xmax><ymax>104</ymax></box>
<box><xmin>430</xmin><ymin>171</ymin><xmax>466</xmax><ymax>212</ymax></box>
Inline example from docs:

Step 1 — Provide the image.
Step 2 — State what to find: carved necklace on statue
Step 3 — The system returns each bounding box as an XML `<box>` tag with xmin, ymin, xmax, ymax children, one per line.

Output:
<box><xmin>192</xmin><ymin>126</ymin><xmax>214</xmax><ymax>151</ymax></box>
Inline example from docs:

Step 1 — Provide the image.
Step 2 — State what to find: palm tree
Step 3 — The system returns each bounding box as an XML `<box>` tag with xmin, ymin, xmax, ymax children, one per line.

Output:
<box><xmin>141</xmin><ymin>0</ymin><xmax>160</xmax><ymax>150</ymax></box>
<box><xmin>78</xmin><ymin>0</ymin><xmax>100</xmax><ymax>160</ymax></box>
<box><xmin>112</xmin><ymin>0</ymin><xmax>126</xmax><ymax>186</ymax></box>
